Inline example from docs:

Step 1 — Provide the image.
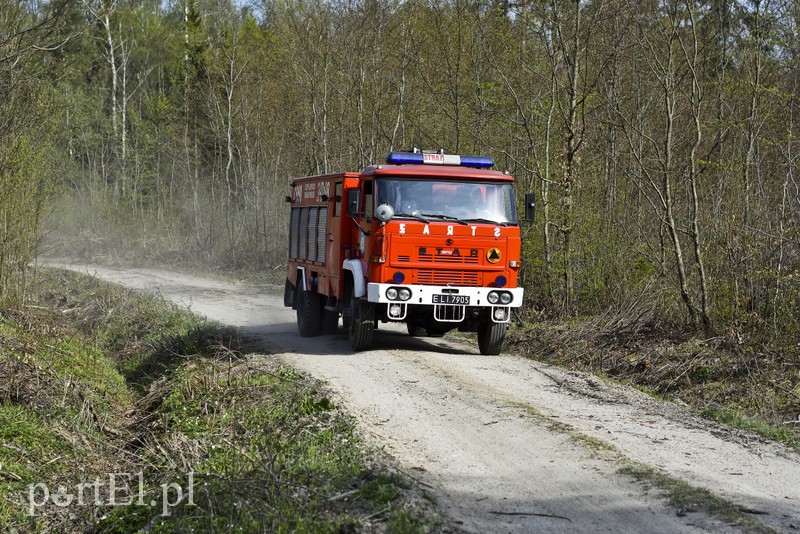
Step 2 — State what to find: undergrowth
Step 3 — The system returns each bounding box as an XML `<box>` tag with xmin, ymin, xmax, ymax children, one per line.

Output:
<box><xmin>0</xmin><ymin>268</ymin><xmax>431</xmax><ymax>532</ymax></box>
<box><xmin>507</xmin><ymin>308</ymin><xmax>800</xmax><ymax>452</ymax></box>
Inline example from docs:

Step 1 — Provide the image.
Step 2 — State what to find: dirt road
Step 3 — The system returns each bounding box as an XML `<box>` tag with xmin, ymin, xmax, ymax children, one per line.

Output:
<box><xmin>46</xmin><ymin>263</ymin><xmax>800</xmax><ymax>532</ymax></box>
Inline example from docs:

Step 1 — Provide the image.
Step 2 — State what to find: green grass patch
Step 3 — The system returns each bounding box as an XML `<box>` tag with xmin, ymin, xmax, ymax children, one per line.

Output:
<box><xmin>0</xmin><ymin>404</ymin><xmax>76</xmax><ymax>530</ymax></box>
<box><xmin>100</xmin><ymin>359</ymin><xmax>426</xmax><ymax>532</ymax></box>
<box><xmin>515</xmin><ymin>403</ymin><xmax>618</xmax><ymax>454</ymax></box>
<box><xmin>701</xmin><ymin>405</ymin><xmax>799</xmax><ymax>449</ymax></box>
<box><xmin>618</xmin><ymin>463</ymin><xmax>774</xmax><ymax>532</ymax></box>
<box><xmin>0</xmin><ymin>267</ymin><xmax>433</xmax><ymax>532</ymax></box>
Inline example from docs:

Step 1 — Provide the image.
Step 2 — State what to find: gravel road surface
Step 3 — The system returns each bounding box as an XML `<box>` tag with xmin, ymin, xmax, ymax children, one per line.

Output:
<box><xmin>44</xmin><ymin>263</ymin><xmax>800</xmax><ymax>532</ymax></box>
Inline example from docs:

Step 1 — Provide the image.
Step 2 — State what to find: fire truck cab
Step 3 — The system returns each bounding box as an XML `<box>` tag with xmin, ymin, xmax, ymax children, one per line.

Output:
<box><xmin>284</xmin><ymin>150</ymin><xmax>528</xmax><ymax>355</ymax></box>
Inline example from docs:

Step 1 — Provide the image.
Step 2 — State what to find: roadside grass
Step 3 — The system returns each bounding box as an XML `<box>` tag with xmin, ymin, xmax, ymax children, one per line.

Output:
<box><xmin>0</xmin><ymin>306</ymin><xmax>133</xmax><ymax>531</ymax></box>
<box><xmin>0</xmin><ymin>268</ymin><xmax>432</xmax><ymax>532</ymax></box>
<box><xmin>514</xmin><ymin>404</ymin><xmax>774</xmax><ymax>532</ymax></box>
<box><xmin>617</xmin><ymin>462</ymin><xmax>773</xmax><ymax>533</ymax></box>
<box><xmin>700</xmin><ymin>405</ymin><xmax>798</xmax><ymax>446</ymax></box>
<box><xmin>99</xmin><ymin>360</ymin><xmax>429</xmax><ymax>533</ymax></box>
<box><xmin>507</xmin><ymin>319</ymin><xmax>800</xmax><ymax>452</ymax></box>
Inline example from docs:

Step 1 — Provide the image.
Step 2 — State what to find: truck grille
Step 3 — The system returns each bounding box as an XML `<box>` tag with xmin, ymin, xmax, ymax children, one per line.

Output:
<box><xmin>417</xmin><ymin>270</ymin><xmax>479</xmax><ymax>286</ymax></box>
<box><xmin>419</xmin><ymin>252</ymin><xmax>479</xmax><ymax>264</ymax></box>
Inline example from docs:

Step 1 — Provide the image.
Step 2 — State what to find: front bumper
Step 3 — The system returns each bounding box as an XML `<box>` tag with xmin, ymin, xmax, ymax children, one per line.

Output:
<box><xmin>366</xmin><ymin>283</ymin><xmax>523</xmax><ymax>323</ymax></box>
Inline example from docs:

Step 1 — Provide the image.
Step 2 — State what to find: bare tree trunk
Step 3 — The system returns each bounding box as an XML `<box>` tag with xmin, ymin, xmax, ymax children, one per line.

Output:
<box><xmin>222</xmin><ymin>35</ymin><xmax>242</xmax><ymax>264</ymax></box>
<box><xmin>101</xmin><ymin>10</ymin><xmax>120</xmax><ymax>203</ymax></box>
<box><xmin>684</xmin><ymin>4</ymin><xmax>711</xmax><ymax>330</ymax></box>
<box><xmin>543</xmin><ymin>74</ymin><xmax>556</xmax><ymax>300</ymax></box>
<box><xmin>119</xmin><ymin>26</ymin><xmax>130</xmax><ymax>202</ymax></box>
<box><xmin>662</xmin><ymin>27</ymin><xmax>699</xmax><ymax>327</ymax></box>
<box><xmin>103</xmin><ymin>13</ymin><xmax>118</xmax><ymax>143</ymax></box>
<box><xmin>741</xmin><ymin>2</ymin><xmax>764</xmax><ymax>312</ymax></box>
<box><xmin>775</xmin><ymin>64</ymin><xmax>797</xmax><ymax>334</ymax></box>
<box><xmin>554</xmin><ymin>0</ymin><xmax>583</xmax><ymax>312</ymax></box>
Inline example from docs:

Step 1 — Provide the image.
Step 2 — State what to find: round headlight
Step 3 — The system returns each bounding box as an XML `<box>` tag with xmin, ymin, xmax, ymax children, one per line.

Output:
<box><xmin>386</xmin><ymin>287</ymin><xmax>398</xmax><ymax>300</ymax></box>
<box><xmin>494</xmin><ymin>307</ymin><xmax>508</xmax><ymax>321</ymax></box>
<box><xmin>500</xmin><ymin>292</ymin><xmax>513</xmax><ymax>304</ymax></box>
<box><xmin>390</xmin><ymin>304</ymin><xmax>402</xmax><ymax>316</ymax></box>
<box><xmin>487</xmin><ymin>291</ymin><xmax>500</xmax><ymax>304</ymax></box>
<box><xmin>398</xmin><ymin>288</ymin><xmax>412</xmax><ymax>301</ymax></box>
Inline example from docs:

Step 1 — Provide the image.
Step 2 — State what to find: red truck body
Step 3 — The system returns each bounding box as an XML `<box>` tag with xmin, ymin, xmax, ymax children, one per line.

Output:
<box><xmin>284</xmin><ymin>151</ymin><xmax>526</xmax><ymax>354</ymax></box>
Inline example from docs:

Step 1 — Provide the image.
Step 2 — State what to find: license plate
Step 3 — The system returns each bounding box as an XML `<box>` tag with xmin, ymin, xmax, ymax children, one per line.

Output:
<box><xmin>432</xmin><ymin>294</ymin><xmax>470</xmax><ymax>305</ymax></box>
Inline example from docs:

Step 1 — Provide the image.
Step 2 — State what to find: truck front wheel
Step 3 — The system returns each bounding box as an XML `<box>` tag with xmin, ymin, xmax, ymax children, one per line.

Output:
<box><xmin>349</xmin><ymin>299</ymin><xmax>375</xmax><ymax>351</ymax></box>
<box><xmin>478</xmin><ymin>320</ymin><xmax>507</xmax><ymax>355</ymax></box>
<box><xmin>297</xmin><ymin>290</ymin><xmax>323</xmax><ymax>337</ymax></box>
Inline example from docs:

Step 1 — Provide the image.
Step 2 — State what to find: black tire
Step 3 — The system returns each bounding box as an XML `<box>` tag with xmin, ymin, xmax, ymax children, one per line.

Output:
<box><xmin>297</xmin><ymin>290</ymin><xmax>323</xmax><ymax>337</ymax></box>
<box><xmin>349</xmin><ymin>298</ymin><xmax>375</xmax><ymax>351</ymax></box>
<box><xmin>407</xmin><ymin>323</ymin><xmax>426</xmax><ymax>337</ymax></box>
<box><xmin>478</xmin><ymin>320</ymin><xmax>507</xmax><ymax>355</ymax></box>
<box><xmin>322</xmin><ymin>309</ymin><xmax>339</xmax><ymax>335</ymax></box>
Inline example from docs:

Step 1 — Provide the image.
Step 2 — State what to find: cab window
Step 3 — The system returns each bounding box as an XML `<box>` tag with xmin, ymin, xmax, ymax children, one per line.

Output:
<box><xmin>363</xmin><ymin>180</ymin><xmax>373</xmax><ymax>221</ymax></box>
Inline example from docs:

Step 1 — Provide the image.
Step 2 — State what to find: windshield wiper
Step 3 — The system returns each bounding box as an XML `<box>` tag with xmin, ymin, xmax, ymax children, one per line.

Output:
<box><xmin>462</xmin><ymin>218</ymin><xmax>511</xmax><ymax>226</ymax></box>
<box><xmin>419</xmin><ymin>213</ymin><xmax>469</xmax><ymax>225</ymax></box>
<box><xmin>395</xmin><ymin>213</ymin><xmax>429</xmax><ymax>224</ymax></box>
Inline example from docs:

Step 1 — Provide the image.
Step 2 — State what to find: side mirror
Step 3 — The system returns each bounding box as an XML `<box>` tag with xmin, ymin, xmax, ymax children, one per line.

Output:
<box><xmin>524</xmin><ymin>192</ymin><xmax>535</xmax><ymax>222</ymax></box>
<box><xmin>346</xmin><ymin>189</ymin><xmax>361</xmax><ymax>217</ymax></box>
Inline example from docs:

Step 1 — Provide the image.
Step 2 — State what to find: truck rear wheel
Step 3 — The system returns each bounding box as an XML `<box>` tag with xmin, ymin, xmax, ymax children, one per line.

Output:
<box><xmin>349</xmin><ymin>299</ymin><xmax>375</xmax><ymax>351</ymax></box>
<box><xmin>297</xmin><ymin>290</ymin><xmax>323</xmax><ymax>337</ymax></box>
<box><xmin>478</xmin><ymin>320</ymin><xmax>507</xmax><ymax>355</ymax></box>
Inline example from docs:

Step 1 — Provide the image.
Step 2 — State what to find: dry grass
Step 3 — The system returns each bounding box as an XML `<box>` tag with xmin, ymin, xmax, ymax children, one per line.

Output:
<box><xmin>508</xmin><ymin>303</ymin><xmax>800</xmax><ymax>450</ymax></box>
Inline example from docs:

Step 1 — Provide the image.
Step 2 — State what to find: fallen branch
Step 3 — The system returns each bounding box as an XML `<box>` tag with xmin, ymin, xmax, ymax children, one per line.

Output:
<box><xmin>0</xmin><ymin>469</ymin><xmax>22</xmax><ymax>481</ymax></box>
<box><xmin>327</xmin><ymin>489</ymin><xmax>359</xmax><ymax>501</ymax></box>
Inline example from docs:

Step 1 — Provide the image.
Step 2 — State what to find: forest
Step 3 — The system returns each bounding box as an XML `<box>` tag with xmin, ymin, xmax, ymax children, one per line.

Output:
<box><xmin>2</xmin><ymin>0</ymin><xmax>799</xmax><ymax>346</ymax></box>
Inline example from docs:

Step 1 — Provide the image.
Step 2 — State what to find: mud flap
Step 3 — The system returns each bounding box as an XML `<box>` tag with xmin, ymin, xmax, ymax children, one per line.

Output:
<box><xmin>284</xmin><ymin>279</ymin><xmax>295</xmax><ymax>308</ymax></box>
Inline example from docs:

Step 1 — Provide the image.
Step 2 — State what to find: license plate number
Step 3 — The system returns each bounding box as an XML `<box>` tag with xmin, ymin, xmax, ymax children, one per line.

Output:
<box><xmin>432</xmin><ymin>294</ymin><xmax>470</xmax><ymax>305</ymax></box>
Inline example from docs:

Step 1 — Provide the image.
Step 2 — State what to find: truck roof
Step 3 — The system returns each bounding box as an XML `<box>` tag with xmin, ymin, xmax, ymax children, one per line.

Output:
<box><xmin>288</xmin><ymin>165</ymin><xmax>515</xmax><ymax>185</ymax></box>
<box><xmin>363</xmin><ymin>164</ymin><xmax>515</xmax><ymax>182</ymax></box>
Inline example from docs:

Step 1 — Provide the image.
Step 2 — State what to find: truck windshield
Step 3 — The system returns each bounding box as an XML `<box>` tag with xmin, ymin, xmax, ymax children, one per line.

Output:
<box><xmin>376</xmin><ymin>178</ymin><xmax>518</xmax><ymax>224</ymax></box>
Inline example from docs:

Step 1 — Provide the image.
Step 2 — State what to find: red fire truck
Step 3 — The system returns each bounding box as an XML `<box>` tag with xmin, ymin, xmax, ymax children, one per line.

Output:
<box><xmin>283</xmin><ymin>150</ymin><xmax>532</xmax><ymax>355</ymax></box>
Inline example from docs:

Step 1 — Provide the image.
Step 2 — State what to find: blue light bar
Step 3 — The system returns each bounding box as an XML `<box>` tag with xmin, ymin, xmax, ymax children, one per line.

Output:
<box><xmin>386</xmin><ymin>151</ymin><xmax>494</xmax><ymax>169</ymax></box>
<box><xmin>386</xmin><ymin>151</ymin><xmax>424</xmax><ymax>165</ymax></box>
<box><xmin>459</xmin><ymin>155</ymin><xmax>495</xmax><ymax>169</ymax></box>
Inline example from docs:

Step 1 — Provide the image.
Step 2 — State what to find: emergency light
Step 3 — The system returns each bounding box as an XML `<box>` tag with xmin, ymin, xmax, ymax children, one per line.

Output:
<box><xmin>386</xmin><ymin>151</ymin><xmax>494</xmax><ymax>169</ymax></box>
